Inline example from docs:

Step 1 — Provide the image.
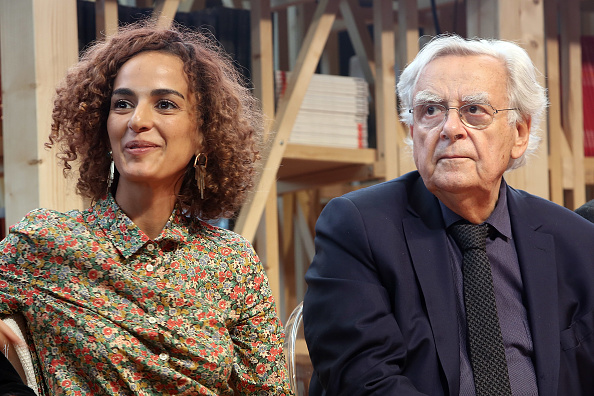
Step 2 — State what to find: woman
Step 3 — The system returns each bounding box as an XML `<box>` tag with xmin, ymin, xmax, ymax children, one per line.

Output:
<box><xmin>0</xmin><ymin>22</ymin><xmax>291</xmax><ymax>395</ymax></box>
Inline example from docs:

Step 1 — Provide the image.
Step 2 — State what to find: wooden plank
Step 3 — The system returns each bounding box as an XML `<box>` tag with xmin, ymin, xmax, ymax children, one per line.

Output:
<box><xmin>340</xmin><ymin>0</ymin><xmax>375</xmax><ymax>84</ymax></box>
<box><xmin>189</xmin><ymin>0</ymin><xmax>206</xmax><ymax>11</ymax></box>
<box><xmin>153</xmin><ymin>0</ymin><xmax>180</xmax><ymax>28</ymax></box>
<box><xmin>250</xmin><ymin>0</ymin><xmax>282</xmax><ymax>317</ymax></box>
<box><xmin>282</xmin><ymin>143</ymin><xmax>376</xmax><ymax>163</ymax></box>
<box><xmin>277</xmin><ymin>164</ymin><xmax>375</xmax><ymax>194</ymax></box>
<box><xmin>234</xmin><ymin>0</ymin><xmax>340</xmax><ymax>241</ymax></box>
<box><xmin>374</xmin><ymin>0</ymin><xmax>399</xmax><ymax>180</ymax></box>
<box><xmin>545</xmin><ymin>0</ymin><xmax>564</xmax><ymax>205</ymax></box>
<box><xmin>500</xmin><ymin>0</ymin><xmax>548</xmax><ymax>199</ymax></box>
<box><xmin>271</xmin><ymin>0</ymin><xmax>316</xmax><ymax>12</ymax></box>
<box><xmin>281</xmin><ymin>193</ymin><xmax>297</xmax><ymax>319</ymax></box>
<box><xmin>396</xmin><ymin>0</ymin><xmax>418</xmax><ymax>177</ymax></box>
<box><xmin>560</xmin><ymin>0</ymin><xmax>586</xmax><ymax>208</ymax></box>
<box><xmin>466</xmin><ymin>0</ymin><xmax>549</xmax><ymax>199</ymax></box>
<box><xmin>95</xmin><ymin>0</ymin><xmax>119</xmax><ymax>38</ymax></box>
<box><xmin>586</xmin><ymin>157</ymin><xmax>594</xmax><ymax>185</ymax></box>
<box><xmin>0</xmin><ymin>0</ymin><xmax>84</xmax><ymax>231</ymax></box>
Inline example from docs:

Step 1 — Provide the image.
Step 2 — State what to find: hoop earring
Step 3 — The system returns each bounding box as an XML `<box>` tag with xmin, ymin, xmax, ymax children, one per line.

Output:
<box><xmin>194</xmin><ymin>153</ymin><xmax>208</xmax><ymax>199</ymax></box>
<box><xmin>108</xmin><ymin>152</ymin><xmax>115</xmax><ymax>189</ymax></box>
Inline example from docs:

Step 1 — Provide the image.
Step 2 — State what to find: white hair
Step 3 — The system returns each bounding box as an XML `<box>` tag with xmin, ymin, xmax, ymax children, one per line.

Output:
<box><xmin>396</xmin><ymin>34</ymin><xmax>548</xmax><ymax>170</ymax></box>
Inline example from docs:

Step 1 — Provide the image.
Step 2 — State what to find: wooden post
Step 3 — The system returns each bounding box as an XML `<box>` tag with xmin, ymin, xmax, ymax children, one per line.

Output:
<box><xmin>96</xmin><ymin>0</ymin><xmax>119</xmax><ymax>38</ymax></box>
<box><xmin>373</xmin><ymin>0</ymin><xmax>399</xmax><ymax>180</ymax></box>
<box><xmin>250</xmin><ymin>0</ymin><xmax>283</xmax><ymax>317</ymax></box>
<box><xmin>0</xmin><ymin>0</ymin><xmax>84</xmax><ymax>231</ymax></box>
<box><xmin>466</xmin><ymin>0</ymin><xmax>549</xmax><ymax>199</ymax></box>
<box><xmin>559</xmin><ymin>0</ymin><xmax>586</xmax><ymax>209</ymax></box>
<box><xmin>234</xmin><ymin>0</ymin><xmax>340</xmax><ymax>241</ymax></box>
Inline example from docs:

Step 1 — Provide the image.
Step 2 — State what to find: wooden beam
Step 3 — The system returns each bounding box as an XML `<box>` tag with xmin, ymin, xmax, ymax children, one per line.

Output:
<box><xmin>95</xmin><ymin>0</ymin><xmax>119</xmax><ymax>38</ymax></box>
<box><xmin>396</xmin><ymin>0</ymin><xmax>418</xmax><ymax>176</ymax></box>
<box><xmin>153</xmin><ymin>0</ymin><xmax>180</xmax><ymax>28</ymax></box>
<box><xmin>560</xmin><ymin>0</ymin><xmax>586</xmax><ymax>208</ymax></box>
<box><xmin>234</xmin><ymin>0</ymin><xmax>340</xmax><ymax>241</ymax></box>
<box><xmin>545</xmin><ymin>0</ymin><xmax>564</xmax><ymax>205</ymax></box>
<box><xmin>374</xmin><ymin>0</ymin><xmax>399</xmax><ymax>180</ymax></box>
<box><xmin>339</xmin><ymin>0</ymin><xmax>375</xmax><ymax>84</ymax></box>
<box><xmin>0</xmin><ymin>0</ymin><xmax>84</xmax><ymax>231</ymax></box>
<box><xmin>250</xmin><ymin>0</ymin><xmax>282</xmax><ymax>318</ymax></box>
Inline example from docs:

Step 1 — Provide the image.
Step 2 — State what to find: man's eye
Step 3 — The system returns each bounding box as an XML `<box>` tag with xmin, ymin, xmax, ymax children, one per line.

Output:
<box><xmin>464</xmin><ymin>104</ymin><xmax>488</xmax><ymax>115</ymax></box>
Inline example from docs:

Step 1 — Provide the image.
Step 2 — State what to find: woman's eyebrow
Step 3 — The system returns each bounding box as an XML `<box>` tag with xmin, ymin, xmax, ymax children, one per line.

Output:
<box><xmin>151</xmin><ymin>88</ymin><xmax>185</xmax><ymax>99</ymax></box>
<box><xmin>111</xmin><ymin>88</ymin><xmax>185</xmax><ymax>100</ymax></box>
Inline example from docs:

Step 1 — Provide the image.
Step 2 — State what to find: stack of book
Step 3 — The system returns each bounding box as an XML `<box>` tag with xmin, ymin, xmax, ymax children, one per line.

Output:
<box><xmin>275</xmin><ymin>71</ymin><xmax>370</xmax><ymax>149</ymax></box>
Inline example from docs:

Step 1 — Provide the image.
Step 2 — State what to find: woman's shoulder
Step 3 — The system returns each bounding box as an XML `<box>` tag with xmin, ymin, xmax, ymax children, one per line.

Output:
<box><xmin>9</xmin><ymin>207</ymin><xmax>86</xmax><ymax>236</ymax></box>
<box><xmin>198</xmin><ymin>221</ymin><xmax>253</xmax><ymax>249</ymax></box>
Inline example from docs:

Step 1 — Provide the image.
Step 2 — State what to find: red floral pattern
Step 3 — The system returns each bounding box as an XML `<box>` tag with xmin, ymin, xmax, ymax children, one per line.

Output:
<box><xmin>0</xmin><ymin>195</ymin><xmax>292</xmax><ymax>395</ymax></box>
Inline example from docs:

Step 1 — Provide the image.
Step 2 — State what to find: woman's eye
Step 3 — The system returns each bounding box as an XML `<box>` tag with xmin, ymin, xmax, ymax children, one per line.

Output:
<box><xmin>157</xmin><ymin>100</ymin><xmax>178</xmax><ymax>110</ymax></box>
<box><xmin>113</xmin><ymin>100</ymin><xmax>132</xmax><ymax>109</ymax></box>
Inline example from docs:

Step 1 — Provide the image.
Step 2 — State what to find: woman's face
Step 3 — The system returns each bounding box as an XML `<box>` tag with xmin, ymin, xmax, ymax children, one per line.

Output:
<box><xmin>107</xmin><ymin>51</ymin><xmax>201</xmax><ymax>194</ymax></box>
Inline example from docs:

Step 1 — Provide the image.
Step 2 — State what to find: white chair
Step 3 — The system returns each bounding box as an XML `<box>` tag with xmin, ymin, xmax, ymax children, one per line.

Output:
<box><xmin>3</xmin><ymin>314</ymin><xmax>39</xmax><ymax>395</ymax></box>
<box><xmin>284</xmin><ymin>301</ymin><xmax>313</xmax><ymax>395</ymax></box>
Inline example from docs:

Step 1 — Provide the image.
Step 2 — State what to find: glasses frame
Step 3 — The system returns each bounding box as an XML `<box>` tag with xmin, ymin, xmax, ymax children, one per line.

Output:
<box><xmin>408</xmin><ymin>103</ymin><xmax>519</xmax><ymax>130</ymax></box>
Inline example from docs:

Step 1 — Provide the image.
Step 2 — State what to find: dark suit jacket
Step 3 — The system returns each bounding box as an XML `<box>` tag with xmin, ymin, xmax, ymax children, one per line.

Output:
<box><xmin>303</xmin><ymin>171</ymin><xmax>594</xmax><ymax>396</ymax></box>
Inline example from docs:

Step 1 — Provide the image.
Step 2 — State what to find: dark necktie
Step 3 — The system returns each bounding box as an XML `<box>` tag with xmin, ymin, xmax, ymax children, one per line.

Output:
<box><xmin>450</xmin><ymin>223</ymin><xmax>512</xmax><ymax>396</ymax></box>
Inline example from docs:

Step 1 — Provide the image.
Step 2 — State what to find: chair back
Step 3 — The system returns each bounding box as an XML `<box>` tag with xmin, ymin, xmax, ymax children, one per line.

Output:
<box><xmin>284</xmin><ymin>301</ymin><xmax>313</xmax><ymax>395</ymax></box>
<box><xmin>4</xmin><ymin>314</ymin><xmax>40</xmax><ymax>394</ymax></box>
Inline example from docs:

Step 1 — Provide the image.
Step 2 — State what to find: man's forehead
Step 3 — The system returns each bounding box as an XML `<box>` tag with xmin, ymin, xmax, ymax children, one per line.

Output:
<box><xmin>412</xmin><ymin>90</ymin><xmax>491</xmax><ymax>105</ymax></box>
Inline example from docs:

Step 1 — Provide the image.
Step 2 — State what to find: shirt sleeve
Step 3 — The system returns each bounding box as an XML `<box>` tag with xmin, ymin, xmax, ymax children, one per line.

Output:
<box><xmin>226</xmin><ymin>242</ymin><xmax>292</xmax><ymax>395</ymax></box>
<box><xmin>0</xmin><ymin>227</ymin><xmax>39</xmax><ymax>315</ymax></box>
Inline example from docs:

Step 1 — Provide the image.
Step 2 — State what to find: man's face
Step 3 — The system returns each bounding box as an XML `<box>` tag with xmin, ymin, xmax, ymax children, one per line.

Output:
<box><xmin>410</xmin><ymin>54</ymin><xmax>529</xmax><ymax>198</ymax></box>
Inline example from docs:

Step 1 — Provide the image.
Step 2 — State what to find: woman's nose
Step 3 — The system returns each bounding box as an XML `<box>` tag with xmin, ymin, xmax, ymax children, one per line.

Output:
<box><xmin>128</xmin><ymin>103</ymin><xmax>153</xmax><ymax>133</ymax></box>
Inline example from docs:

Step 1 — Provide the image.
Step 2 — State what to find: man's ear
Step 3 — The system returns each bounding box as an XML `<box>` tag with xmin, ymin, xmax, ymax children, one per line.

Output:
<box><xmin>511</xmin><ymin>116</ymin><xmax>531</xmax><ymax>160</ymax></box>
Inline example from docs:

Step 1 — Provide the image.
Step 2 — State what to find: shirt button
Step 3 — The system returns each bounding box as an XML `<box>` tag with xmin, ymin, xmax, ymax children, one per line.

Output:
<box><xmin>147</xmin><ymin>243</ymin><xmax>155</xmax><ymax>251</ymax></box>
<box><xmin>159</xmin><ymin>353</ymin><xmax>169</xmax><ymax>362</ymax></box>
<box><xmin>148</xmin><ymin>317</ymin><xmax>157</xmax><ymax>324</ymax></box>
<box><xmin>146</xmin><ymin>264</ymin><xmax>154</xmax><ymax>272</ymax></box>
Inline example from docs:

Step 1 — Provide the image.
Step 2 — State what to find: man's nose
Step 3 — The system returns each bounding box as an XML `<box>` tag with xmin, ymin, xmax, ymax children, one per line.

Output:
<box><xmin>440</xmin><ymin>108</ymin><xmax>467</xmax><ymax>141</ymax></box>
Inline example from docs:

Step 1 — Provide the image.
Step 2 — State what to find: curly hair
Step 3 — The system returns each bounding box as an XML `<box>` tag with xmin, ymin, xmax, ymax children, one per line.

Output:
<box><xmin>47</xmin><ymin>21</ymin><xmax>262</xmax><ymax>220</ymax></box>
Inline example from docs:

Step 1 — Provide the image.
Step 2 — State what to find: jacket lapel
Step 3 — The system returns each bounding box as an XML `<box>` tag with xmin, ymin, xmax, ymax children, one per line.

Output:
<box><xmin>507</xmin><ymin>188</ymin><xmax>559</xmax><ymax>396</ymax></box>
<box><xmin>403</xmin><ymin>178</ymin><xmax>460</xmax><ymax>395</ymax></box>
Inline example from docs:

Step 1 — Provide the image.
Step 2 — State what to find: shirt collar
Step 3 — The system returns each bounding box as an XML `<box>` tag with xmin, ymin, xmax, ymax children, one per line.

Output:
<box><xmin>84</xmin><ymin>194</ymin><xmax>191</xmax><ymax>258</ymax></box>
<box><xmin>440</xmin><ymin>178</ymin><xmax>512</xmax><ymax>239</ymax></box>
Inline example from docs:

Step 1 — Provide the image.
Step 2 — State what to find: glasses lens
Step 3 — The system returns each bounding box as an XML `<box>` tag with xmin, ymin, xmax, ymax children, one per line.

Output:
<box><xmin>413</xmin><ymin>103</ymin><xmax>446</xmax><ymax>129</ymax></box>
<box><xmin>459</xmin><ymin>104</ymin><xmax>494</xmax><ymax>129</ymax></box>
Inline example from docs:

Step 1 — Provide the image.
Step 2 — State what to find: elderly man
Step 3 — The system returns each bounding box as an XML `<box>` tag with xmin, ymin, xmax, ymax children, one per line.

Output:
<box><xmin>303</xmin><ymin>35</ymin><xmax>594</xmax><ymax>396</ymax></box>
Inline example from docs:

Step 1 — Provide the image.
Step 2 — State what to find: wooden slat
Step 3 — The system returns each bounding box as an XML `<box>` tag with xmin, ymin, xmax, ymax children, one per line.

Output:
<box><xmin>0</xmin><ymin>0</ymin><xmax>84</xmax><ymax>231</ymax></box>
<box><xmin>467</xmin><ymin>0</ymin><xmax>548</xmax><ymax>199</ymax></box>
<box><xmin>373</xmin><ymin>0</ymin><xmax>399</xmax><ymax>180</ymax></box>
<box><xmin>545</xmin><ymin>0</ymin><xmax>564</xmax><ymax>205</ymax></box>
<box><xmin>250</xmin><ymin>0</ymin><xmax>282</xmax><ymax>317</ymax></box>
<box><xmin>499</xmin><ymin>0</ymin><xmax>548</xmax><ymax>199</ymax></box>
<box><xmin>153</xmin><ymin>0</ymin><xmax>180</xmax><ymax>28</ymax></box>
<box><xmin>396</xmin><ymin>0</ymin><xmax>418</xmax><ymax>176</ymax></box>
<box><xmin>560</xmin><ymin>0</ymin><xmax>586</xmax><ymax>208</ymax></box>
<box><xmin>95</xmin><ymin>0</ymin><xmax>119</xmax><ymax>38</ymax></box>
<box><xmin>277</xmin><ymin>164</ymin><xmax>376</xmax><ymax>194</ymax></box>
<box><xmin>234</xmin><ymin>0</ymin><xmax>341</xmax><ymax>241</ymax></box>
<box><xmin>281</xmin><ymin>193</ymin><xmax>297</xmax><ymax>319</ymax></box>
<box><xmin>339</xmin><ymin>0</ymin><xmax>375</xmax><ymax>84</ymax></box>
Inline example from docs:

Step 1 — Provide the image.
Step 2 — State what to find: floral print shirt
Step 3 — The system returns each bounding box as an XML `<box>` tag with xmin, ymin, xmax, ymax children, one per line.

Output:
<box><xmin>0</xmin><ymin>195</ymin><xmax>292</xmax><ymax>395</ymax></box>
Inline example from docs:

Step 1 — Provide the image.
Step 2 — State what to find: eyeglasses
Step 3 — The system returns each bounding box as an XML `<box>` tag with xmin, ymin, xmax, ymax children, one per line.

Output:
<box><xmin>408</xmin><ymin>103</ymin><xmax>518</xmax><ymax>130</ymax></box>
